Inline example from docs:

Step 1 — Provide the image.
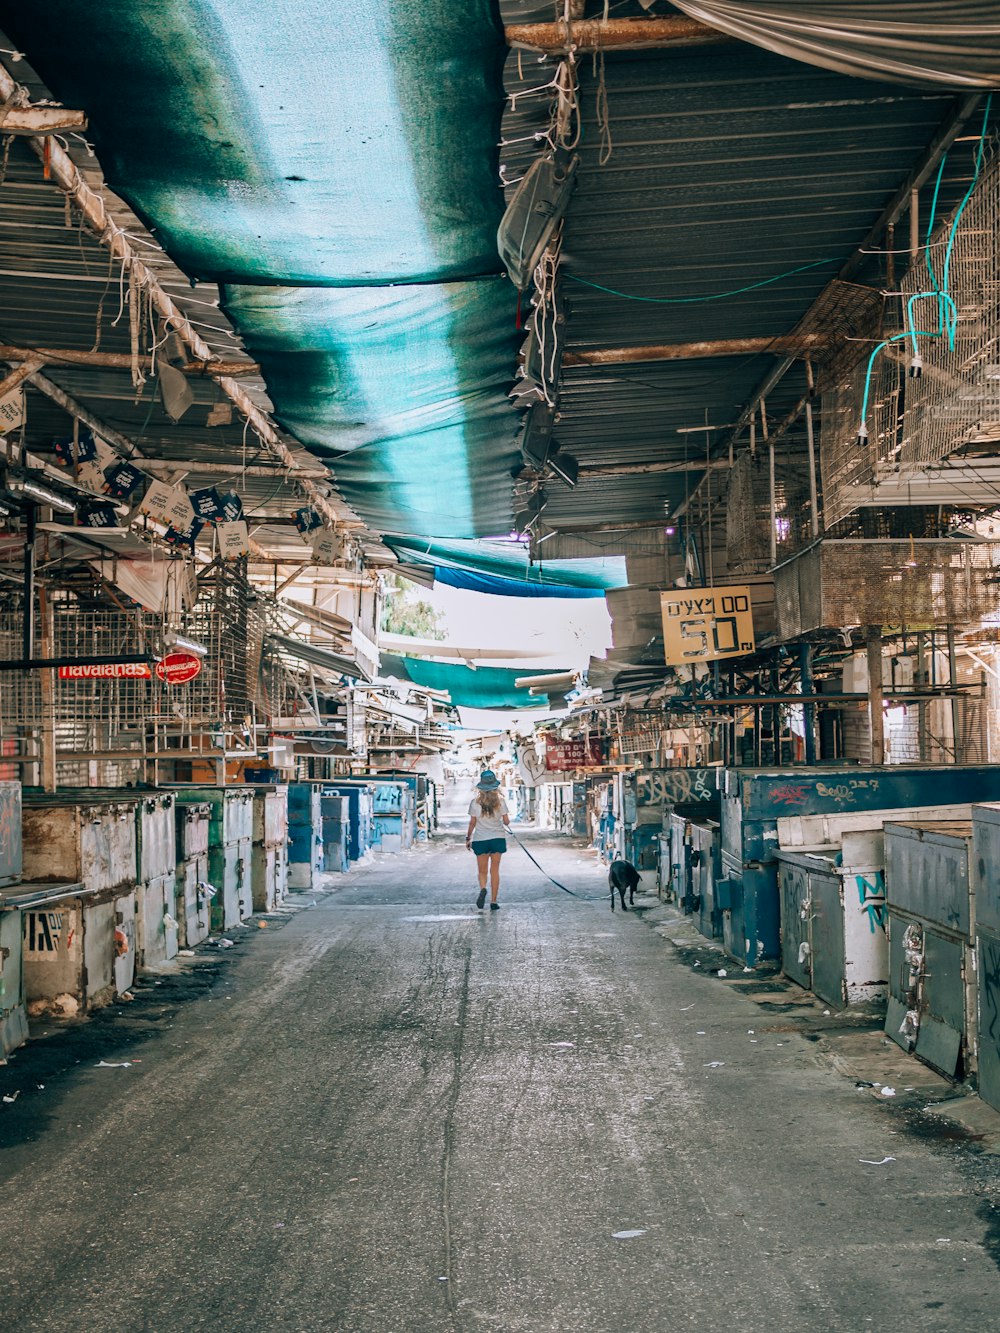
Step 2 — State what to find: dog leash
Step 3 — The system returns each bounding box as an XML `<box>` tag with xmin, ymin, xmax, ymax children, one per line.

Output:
<box><xmin>506</xmin><ymin>828</ymin><xmax>606</xmax><ymax>901</ymax></box>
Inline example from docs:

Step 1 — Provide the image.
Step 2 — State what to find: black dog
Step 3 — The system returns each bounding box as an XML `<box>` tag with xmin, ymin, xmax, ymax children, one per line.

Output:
<box><xmin>609</xmin><ymin>859</ymin><xmax>642</xmax><ymax>912</ymax></box>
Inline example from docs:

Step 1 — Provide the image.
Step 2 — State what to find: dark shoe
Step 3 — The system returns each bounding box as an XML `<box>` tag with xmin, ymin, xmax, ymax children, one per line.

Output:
<box><xmin>476</xmin><ymin>887</ymin><xmax>487</xmax><ymax>910</ymax></box>
<box><xmin>490</xmin><ymin>902</ymin><xmax>500</xmax><ymax>911</ymax></box>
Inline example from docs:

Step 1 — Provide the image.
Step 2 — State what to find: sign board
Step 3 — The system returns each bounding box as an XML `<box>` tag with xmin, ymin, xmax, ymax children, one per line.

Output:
<box><xmin>310</xmin><ymin>529</ymin><xmax>344</xmax><ymax>565</ymax></box>
<box><xmin>58</xmin><ymin>662</ymin><xmax>152</xmax><ymax>680</ymax></box>
<box><xmin>57</xmin><ymin>655</ymin><xmax>202</xmax><ymax>684</ymax></box>
<box><xmin>154</xmin><ymin>653</ymin><xmax>203</xmax><ymax>685</ymax></box>
<box><xmin>190</xmin><ymin>486</ymin><xmax>224</xmax><ymax>521</ymax></box>
<box><xmin>0</xmin><ymin>385</ymin><xmax>25</xmax><ymax>435</ymax></box>
<box><xmin>75</xmin><ymin>436</ymin><xmax>119</xmax><ymax>493</ymax></box>
<box><xmin>140</xmin><ymin>480</ymin><xmax>195</xmax><ymax>532</ymax></box>
<box><xmin>218</xmin><ymin>519</ymin><xmax>250</xmax><ymax>559</ymax></box>
<box><xmin>545</xmin><ymin>737</ymin><xmax>605</xmax><ymax>771</ymax></box>
<box><xmin>660</xmin><ymin>585</ymin><xmax>755</xmax><ymax>665</ymax></box>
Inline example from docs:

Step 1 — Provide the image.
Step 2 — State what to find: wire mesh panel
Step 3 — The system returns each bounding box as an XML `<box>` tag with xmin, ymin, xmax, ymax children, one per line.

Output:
<box><xmin>790</xmin><ymin>279</ymin><xmax>885</xmax><ymax>393</ymax></box>
<box><xmin>181</xmin><ymin>560</ymin><xmax>266</xmax><ymax>727</ymax></box>
<box><xmin>0</xmin><ymin>562</ymin><xmax>268</xmax><ymax>771</ymax></box>
<box><xmin>774</xmin><ymin>539</ymin><xmax>1000</xmax><ymax>638</ymax></box>
<box><xmin>822</xmin><ymin>146</ymin><xmax>1000</xmax><ymax>525</ymax></box>
<box><xmin>725</xmin><ymin>450</ymin><xmax>814</xmax><ymax>572</ymax></box>
<box><xmin>616</xmin><ymin>710</ymin><xmax>669</xmax><ymax>759</ymax></box>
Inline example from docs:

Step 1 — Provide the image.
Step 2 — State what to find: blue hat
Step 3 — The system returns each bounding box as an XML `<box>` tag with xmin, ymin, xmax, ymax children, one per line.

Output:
<box><xmin>477</xmin><ymin>769</ymin><xmax>501</xmax><ymax>791</ymax></box>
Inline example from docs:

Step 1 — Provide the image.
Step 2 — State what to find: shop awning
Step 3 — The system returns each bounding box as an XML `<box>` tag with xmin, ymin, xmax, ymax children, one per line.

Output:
<box><xmin>266</xmin><ymin>633</ymin><xmax>369</xmax><ymax>682</ymax></box>
<box><xmin>379</xmin><ymin>654</ymin><xmax>554</xmax><ymax>709</ymax></box>
<box><xmin>386</xmin><ymin>536</ymin><xmax>627</xmax><ymax>597</ymax></box>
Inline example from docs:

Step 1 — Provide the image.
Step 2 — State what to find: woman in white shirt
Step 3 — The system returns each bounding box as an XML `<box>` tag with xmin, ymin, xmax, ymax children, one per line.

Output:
<box><xmin>466</xmin><ymin>769</ymin><xmax>511</xmax><ymax>911</ymax></box>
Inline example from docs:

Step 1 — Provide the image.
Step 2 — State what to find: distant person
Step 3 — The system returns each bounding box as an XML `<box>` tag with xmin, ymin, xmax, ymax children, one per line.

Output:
<box><xmin>466</xmin><ymin>770</ymin><xmax>511</xmax><ymax>911</ymax></box>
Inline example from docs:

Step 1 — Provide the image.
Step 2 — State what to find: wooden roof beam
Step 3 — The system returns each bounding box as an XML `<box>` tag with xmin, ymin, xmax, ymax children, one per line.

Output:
<box><xmin>0</xmin><ymin>59</ymin><xmax>347</xmax><ymax>534</ymax></box>
<box><xmin>563</xmin><ymin>333</ymin><xmax>828</xmax><ymax>368</ymax></box>
<box><xmin>0</xmin><ymin>105</ymin><xmax>86</xmax><ymax>134</ymax></box>
<box><xmin>505</xmin><ymin>15</ymin><xmax>721</xmax><ymax>54</ymax></box>
<box><xmin>0</xmin><ymin>342</ymin><xmax>258</xmax><ymax>377</ymax></box>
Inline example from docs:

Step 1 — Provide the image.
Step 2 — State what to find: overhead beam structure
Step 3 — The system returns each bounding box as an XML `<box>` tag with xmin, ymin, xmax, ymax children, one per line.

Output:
<box><xmin>0</xmin><ymin>60</ymin><xmax>346</xmax><ymax>532</ymax></box>
<box><xmin>505</xmin><ymin>15</ymin><xmax>720</xmax><ymax>54</ymax></box>
<box><xmin>0</xmin><ymin>105</ymin><xmax>87</xmax><ymax>134</ymax></box>
<box><xmin>670</xmin><ymin>92</ymin><xmax>988</xmax><ymax>526</ymax></box>
<box><xmin>563</xmin><ymin>333</ymin><xmax>829</xmax><ymax>368</ymax></box>
<box><xmin>0</xmin><ymin>344</ymin><xmax>259</xmax><ymax>377</ymax></box>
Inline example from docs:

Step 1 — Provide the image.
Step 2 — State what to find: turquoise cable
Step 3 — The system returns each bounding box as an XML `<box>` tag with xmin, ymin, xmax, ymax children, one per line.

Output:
<box><xmin>943</xmin><ymin>94</ymin><xmax>993</xmax><ymax>303</ymax></box>
<box><xmin>872</xmin><ymin>96</ymin><xmax>992</xmax><ymax>431</ymax></box>
<box><xmin>924</xmin><ymin>152</ymin><xmax>948</xmax><ymax>293</ymax></box>
<box><xmin>563</xmin><ymin>256</ymin><xmax>837</xmax><ymax>305</ymax></box>
<box><xmin>860</xmin><ymin>330</ymin><xmax>939</xmax><ymax>433</ymax></box>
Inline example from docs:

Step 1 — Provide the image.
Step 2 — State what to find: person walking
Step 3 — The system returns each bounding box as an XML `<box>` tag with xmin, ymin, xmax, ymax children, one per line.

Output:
<box><xmin>466</xmin><ymin>770</ymin><xmax>511</xmax><ymax>911</ymax></box>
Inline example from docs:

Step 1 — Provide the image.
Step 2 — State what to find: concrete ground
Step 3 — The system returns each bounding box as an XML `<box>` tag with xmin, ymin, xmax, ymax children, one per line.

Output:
<box><xmin>2</xmin><ymin>789</ymin><xmax>1000</xmax><ymax>1332</ymax></box>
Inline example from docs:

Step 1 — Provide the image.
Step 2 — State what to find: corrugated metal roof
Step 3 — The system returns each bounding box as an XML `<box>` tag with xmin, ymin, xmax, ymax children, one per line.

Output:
<box><xmin>498</xmin><ymin>6</ymin><xmax>998</xmax><ymax>545</ymax></box>
<box><xmin>2</xmin><ymin>5</ymin><xmax>997</xmax><ymax>583</ymax></box>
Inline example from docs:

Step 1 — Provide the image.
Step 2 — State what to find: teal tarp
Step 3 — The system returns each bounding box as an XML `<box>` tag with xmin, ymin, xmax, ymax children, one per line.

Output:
<box><xmin>7</xmin><ymin>2</ymin><xmax>519</xmax><ymax>538</ymax></box>
<box><xmin>388</xmin><ymin>536</ymin><xmax>628</xmax><ymax>592</ymax></box>
<box><xmin>223</xmin><ymin>281</ymin><xmax>519</xmax><ymax>538</ymax></box>
<box><xmin>8</xmin><ymin>2</ymin><xmax>507</xmax><ymax>285</ymax></box>
<box><xmin>379</xmin><ymin>655</ymin><xmax>552</xmax><ymax>710</ymax></box>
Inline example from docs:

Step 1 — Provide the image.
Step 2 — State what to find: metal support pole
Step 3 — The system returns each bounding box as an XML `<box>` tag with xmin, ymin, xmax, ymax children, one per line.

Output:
<box><xmin>22</xmin><ymin>502</ymin><xmax>36</xmax><ymax>663</ymax></box>
<box><xmin>866</xmin><ymin>627</ymin><xmax>885</xmax><ymax>765</ymax></box>
<box><xmin>768</xmin><ymin>434</ymin><xmax>777</xmax><ymax>564</ymax></box>
<box><xmin>804</xmin><ymin>361</ymin><xmax>820</xmax><ymax>539</ymax></box>
<box><xmin>947</xmin><ymin>624</ymin><xmax>962</xmax><ymax>762</ymax></box>
<box><xmin>910</xmin><ymin>187</ymin><xmax>920</xmax><ymax>264</ymax></box>
<box><xmin>800</xmin><ymin>643</ymin><xmax>817</xmax><ymax>766</ymax></box>
<box><xmin>922</xmin><ymin>626</ymin><xmax>938</xmax><ymax>757</ymax></box>
<box><xmin>38</xmin><ymin>587</ymin><xmax>56</xmax><ymax>792</ymax></box>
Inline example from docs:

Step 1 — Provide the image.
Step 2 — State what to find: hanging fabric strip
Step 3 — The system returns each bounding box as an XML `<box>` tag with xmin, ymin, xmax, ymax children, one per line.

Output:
<box><xmin>671</xmin><ymin>2</ymin><xmax>1000</xmax><ymax>89</ymax></box>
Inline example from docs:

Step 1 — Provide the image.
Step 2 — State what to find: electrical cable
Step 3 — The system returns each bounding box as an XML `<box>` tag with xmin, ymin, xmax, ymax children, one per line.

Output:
<box><xmin>564</xmin><ymin>256</ymin><xmax>838</xmax><ymax>305</ymax></box>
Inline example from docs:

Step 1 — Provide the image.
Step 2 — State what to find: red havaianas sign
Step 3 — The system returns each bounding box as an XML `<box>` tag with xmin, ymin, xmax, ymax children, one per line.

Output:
<box><xmin>58</xmin><ymin>662</ymin><xmax>152</xmax><ymax>680</ymax></box>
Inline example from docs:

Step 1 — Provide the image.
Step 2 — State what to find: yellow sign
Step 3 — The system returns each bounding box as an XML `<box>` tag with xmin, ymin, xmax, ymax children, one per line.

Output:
<box><xmin>660</xmin><ymin>586</ymin><xmax>755</xmax><ymax>665</ymax></box>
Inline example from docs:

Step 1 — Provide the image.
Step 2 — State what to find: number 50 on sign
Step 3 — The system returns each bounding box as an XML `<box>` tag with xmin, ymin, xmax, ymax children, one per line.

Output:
<box><xmin>660</xmin><ymin>586</ymin><xmax>755</xmax><ymax>665</ymax></box>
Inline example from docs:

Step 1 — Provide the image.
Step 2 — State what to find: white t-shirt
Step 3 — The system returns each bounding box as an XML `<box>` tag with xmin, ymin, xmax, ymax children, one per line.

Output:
<box><xmin>468</xmin><ymin>794</ymin><xmax>509</xmax><ymax>839</ymax></box>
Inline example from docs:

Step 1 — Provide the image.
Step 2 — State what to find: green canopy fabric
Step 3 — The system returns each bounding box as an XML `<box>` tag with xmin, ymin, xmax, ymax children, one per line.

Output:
<box><xmin>386</xmin><ymin>536</ymin><xmax>628</xmax><ymax>593</ymax></box>
<box><xmin>223</xmin><ymin>281</ymin><xmax>519</xmax><ymax>537</ymax></box>
<box><xmin>10</xmin><ymin>1</ymin><xmax>507</xmax><ymax>285</ymax></box>
<box><xmin>9</xmin><ymin>1</ymin><xmax>520</xmax><ymax>538</ymax></box>
<box><xmin>379</xmin><ymin>655</ymin><xmax>551</xmax><ymax>710</ymax></box>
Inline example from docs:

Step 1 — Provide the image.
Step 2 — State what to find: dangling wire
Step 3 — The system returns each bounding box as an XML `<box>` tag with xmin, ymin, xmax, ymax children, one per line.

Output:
<box><xmin>128</xmin><ymin>263</ymin><xmax>147</xmax><ymax>395</ymax></box>
<box><xmin>595</xmin><ymin>51</ymin><xmax>613</xmax><ymax>166</ymax></box>
<box><xmin>553</xmin><ymin>56</ymin><xmax>581</xmax><ymax>151</ymax></box>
